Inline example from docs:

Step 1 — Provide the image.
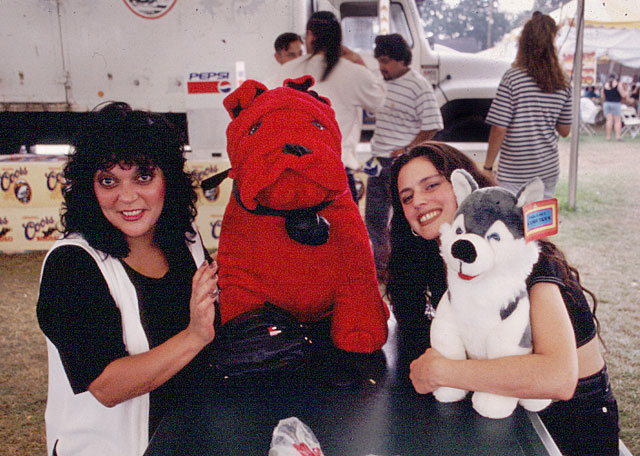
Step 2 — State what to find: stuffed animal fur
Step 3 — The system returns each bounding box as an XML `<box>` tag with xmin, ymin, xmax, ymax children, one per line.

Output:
<box><xmin>430</xmin><ymin>169</ymin><xmax>552</xmax><ymax>419</ymax></box>
<box><xmin>212</xmin><ymin>76</ymin><xmax>389</xmax><ymax>353</ymax></box>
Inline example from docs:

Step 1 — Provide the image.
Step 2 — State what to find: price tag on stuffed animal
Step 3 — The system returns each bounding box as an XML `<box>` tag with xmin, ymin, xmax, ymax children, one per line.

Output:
<box><xmin>523</xmin><ymin>198</ymin><xmax>558</xmax><ymax>242</ymax></box>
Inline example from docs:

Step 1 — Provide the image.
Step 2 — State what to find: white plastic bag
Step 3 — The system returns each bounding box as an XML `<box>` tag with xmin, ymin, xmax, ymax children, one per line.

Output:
<box><xmin>268</xmin><ymin>416</ymin><xmax>325</xmax><ymax>456</ymax></box>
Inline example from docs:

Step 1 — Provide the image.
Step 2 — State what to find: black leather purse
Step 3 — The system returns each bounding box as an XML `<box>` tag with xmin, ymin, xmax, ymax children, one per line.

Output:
<box><xmin>209</xmin><ymin>302</ymin><xmax>315</xmax><ymax>379</ymax></box>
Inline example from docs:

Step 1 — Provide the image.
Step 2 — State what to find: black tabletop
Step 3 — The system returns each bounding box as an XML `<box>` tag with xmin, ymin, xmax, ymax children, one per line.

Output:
<box><xmin>145</xmin><ymin>318</ymin><xmax>561</xmax><ymax>456</ymax></box>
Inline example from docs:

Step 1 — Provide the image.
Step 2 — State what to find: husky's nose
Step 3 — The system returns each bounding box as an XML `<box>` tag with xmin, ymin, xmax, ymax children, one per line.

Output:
<box><xmin>451</xmin><ymin>239</ymin><xmax>477</xmax><ymax>264</ymax></box>
<box><xmin>283</xmin><ymin>144</ymin><xmax>312</xmax><ymax>157</ymax></box>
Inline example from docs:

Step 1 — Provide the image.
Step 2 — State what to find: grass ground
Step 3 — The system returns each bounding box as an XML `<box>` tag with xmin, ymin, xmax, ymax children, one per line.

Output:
<box><xmin>0</xmin><ymin>130</ymin><xmax>638</xmax><ymax>454</ymax></box>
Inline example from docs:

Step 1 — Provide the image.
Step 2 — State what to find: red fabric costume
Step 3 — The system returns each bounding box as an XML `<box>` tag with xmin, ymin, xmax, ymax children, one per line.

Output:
<box><xmin>216</xmin><ymin>77</ymin><xmax>388</xmax><ymax>353</ymax></box>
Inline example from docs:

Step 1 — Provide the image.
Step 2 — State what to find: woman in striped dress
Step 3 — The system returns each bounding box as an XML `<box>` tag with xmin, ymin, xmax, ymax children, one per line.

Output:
<box><xmin>484</xmin><ymin>11</ymin><xmax>572</xmax><ymax>199</ymax></box>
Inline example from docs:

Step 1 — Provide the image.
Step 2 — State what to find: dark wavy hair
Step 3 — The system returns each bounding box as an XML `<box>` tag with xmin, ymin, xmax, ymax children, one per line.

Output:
<box><xmin>538</xmin><ymin>240</ymin><xmax>604</xmax><ymax>347</ymax></box>
<box><xmin>386</xmin><ymin>142</ymin><xmax>492</xmax><ymax>329</ymax></box>
<box><xmin>515</xmin><ymin>11</ymin><xmax>569</xmax><ymax>93</ymax></box>
<box><xmin>61</xmin><ymin>102</ymin><xmax>197</xmax><ymax>258</ymax></box>
<box><xmin>306</xmin><ymin>11</ymin><xmax>342</xmax><ymax>81</ymax></box>
<box><xmin>374</xmin><ymin>33</ymin><xmax>412</xmax><ymax>65</ymax></box>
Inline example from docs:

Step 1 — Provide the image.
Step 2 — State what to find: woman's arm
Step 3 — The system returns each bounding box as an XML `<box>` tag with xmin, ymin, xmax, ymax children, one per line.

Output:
<box><xmin>89</xmin><ymin>261</ymin><xmax>218</xmax><ymax>407</ymax></box>
<box><xmin>556</xmin><ymin>123</ymin><xmax>571</xmax><ymax>137</ymax></box>
<box><xmin>410</xmin><ymin>281</ymin><xmax>578</xmax><ymax>400</ymax></box>
<box><xmin>483</xmin><ymin>125</ymin><xmax>506</xmax><ymax>178</ymax></box>
<box><xmin>618</xmin><ymin>82</ymin><xmax>629</xmax><ymax>99</ymax></box>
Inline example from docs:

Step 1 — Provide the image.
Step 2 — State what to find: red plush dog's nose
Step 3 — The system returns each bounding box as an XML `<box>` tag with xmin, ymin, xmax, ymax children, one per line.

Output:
<box><xmin>283</xmin><ymin>144</ymin><xmax>312</xmax><ymax>157</ymax></box>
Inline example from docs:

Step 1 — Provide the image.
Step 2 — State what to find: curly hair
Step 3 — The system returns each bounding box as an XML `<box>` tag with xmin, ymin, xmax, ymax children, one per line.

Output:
<box><xmin>515</xmin><ymin>11</ymin><xmax>569</xmax><ymax>93</ymax></box>
<box><xmin>306</xmin><ymin>11</ymin><xmax>342</xmax><ymax>81</ymax></box>
<box><xmin>374</xmin><ymin>34</ymin><xmax>412</xmax><ymax>65</ymax></box>
<box><xmin>61</xmin><ymin>102</ymin><xmax>197</xmax><ymax>258</ymax></box>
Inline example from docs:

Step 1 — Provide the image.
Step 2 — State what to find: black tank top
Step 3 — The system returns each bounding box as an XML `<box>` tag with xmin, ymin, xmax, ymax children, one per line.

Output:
<box><xmin>603</xmin><ymin>85</ymin><xmax>621</xmax><ymax>103</ymax></box>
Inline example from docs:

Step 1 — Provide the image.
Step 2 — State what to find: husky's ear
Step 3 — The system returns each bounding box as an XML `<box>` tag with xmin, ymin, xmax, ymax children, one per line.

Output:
<box><xmin>516</xmin><ymin>177</ymin><xmax>544</xmax><ymax>208</ymax></box>
<box><xmin>451</xmin><ymin>169</ymin><xmax>478</xmax><ymax>206</ymax></box>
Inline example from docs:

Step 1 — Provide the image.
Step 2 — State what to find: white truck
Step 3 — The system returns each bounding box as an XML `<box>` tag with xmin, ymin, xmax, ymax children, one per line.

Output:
<box><xmin>0</xmin><ymin>0</ymin><xmax>510</xmax><ymax>160</ymax></box>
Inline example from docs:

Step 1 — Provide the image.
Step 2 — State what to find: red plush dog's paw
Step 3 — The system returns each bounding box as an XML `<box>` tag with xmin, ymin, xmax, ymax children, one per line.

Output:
<box><xmin>334</xmin><ymin>331</ymin><xmax>380</xmax><ymax>354</ymax></box>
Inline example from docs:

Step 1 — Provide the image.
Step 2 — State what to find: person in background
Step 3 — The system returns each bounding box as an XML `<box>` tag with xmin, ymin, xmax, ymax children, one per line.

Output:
<box><xmin>274</xmin><ymin>32</ymin><xmax>304</xmax><ymax>65</ymax></box>
<box><xmin>364</xmin><ymin>33</ymin><xmax>442</xmax><ymax>279</ymax></box>
<box><xmin>630</xmin><ymin>82</ymin><xmax>640</xmax><ymax>114</ymax></box>
<box><xmin>583</xmin><ymin>85</ymin><xmax>598</xmax><ymax>99</ymax></box>
<box><xmin>484</xmin><ymin>11</ymin><xmax>572</xmax><ymax>199</ymax></box>
<box><xmin>274</xmin><ymin>11</ymin><xmax>386</xmax><ymax>202</ymax></box>
<box><xmin>37</xmin><ymin>102</ymin><xmax>219</xmax><ymax>455</ymax></box>
<box><xmin>601</xmin><ymin>74</ymin><xmax>628</xmax><ymax>141</ymax></box>
<box><xmin>387</xmin><ymin>142</ymin><xmax>619</xmax><ymax>456</ymax></box>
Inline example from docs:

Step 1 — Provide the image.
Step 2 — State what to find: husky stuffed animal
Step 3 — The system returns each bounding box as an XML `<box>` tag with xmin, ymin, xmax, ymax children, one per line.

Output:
<box><xmin>430</xmin><ymin>169</ymin><xmax>552</xmax><ymax>419</ymax></box>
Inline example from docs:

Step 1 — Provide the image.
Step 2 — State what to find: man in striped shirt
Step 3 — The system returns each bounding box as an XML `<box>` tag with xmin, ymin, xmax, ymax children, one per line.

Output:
<box><xmin>365</xmin><ymin>34</ymin><xmax>443</xmax><ymax>279</ymax></box>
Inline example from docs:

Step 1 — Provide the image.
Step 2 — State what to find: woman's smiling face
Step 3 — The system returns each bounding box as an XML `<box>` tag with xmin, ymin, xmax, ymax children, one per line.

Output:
<box><xmin>397</xmin><ymin>156</ymin><xmax>458</xmax><ymax>240</ymax></box>
<box><xmin>93</xmin><ymin>163</ymin><xmax>166</xmax><ymax>245</ymax></box>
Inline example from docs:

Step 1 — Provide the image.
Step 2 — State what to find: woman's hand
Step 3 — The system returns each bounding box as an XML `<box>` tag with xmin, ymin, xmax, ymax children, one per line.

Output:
<box><xmin>409</xmin><ymin>347</ymin><xmax>447</xmax><ymax>394</ymax></box>
<box><xmin>187</xmin><ymin>259</ymin><xmax>218</xmax><ymax>346</ymax></box>
<box><xmin>340</xmin><ymin>45</ymin><xmax>365</xmax><ymax>66</ymax></box>
<box><xmin>481</xmin><ymin>168</ymin><xmax>496</xmax><ymax>183</ymax></box>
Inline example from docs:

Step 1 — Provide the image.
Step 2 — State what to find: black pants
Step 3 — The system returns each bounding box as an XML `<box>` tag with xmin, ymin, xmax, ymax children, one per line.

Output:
<box><xmin>539</xmin><ymin>365</ymin><xmax>619</xmax><ymax>455</ymax></box>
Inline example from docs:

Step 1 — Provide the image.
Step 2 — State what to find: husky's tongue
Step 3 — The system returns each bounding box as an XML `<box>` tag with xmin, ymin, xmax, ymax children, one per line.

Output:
<box><xmin>458</xmin><ymin>272</ymin><xmax>477</xmax><ymax>281</ymax></box>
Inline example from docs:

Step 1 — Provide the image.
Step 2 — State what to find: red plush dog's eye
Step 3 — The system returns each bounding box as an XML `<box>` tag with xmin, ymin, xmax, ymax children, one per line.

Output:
<box><xmin>249</xmin><ymin>122</ymin><xmax>262</xmax><ymax>135</ymax></box>
<box><xmin>312</xmin><ymin>121</ymin><xmax>325</xmax><ymax>130</ymax></box>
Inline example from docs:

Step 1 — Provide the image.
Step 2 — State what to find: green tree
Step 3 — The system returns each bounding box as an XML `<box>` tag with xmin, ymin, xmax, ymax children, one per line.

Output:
<box><xmin>417</xmin><ymin>0</ymin><xmax>511</xmax><ymax>50</ymax></box>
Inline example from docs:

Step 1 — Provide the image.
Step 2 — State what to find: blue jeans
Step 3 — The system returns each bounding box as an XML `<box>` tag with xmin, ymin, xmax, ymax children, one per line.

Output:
<box><xmin>364</xmin><ymin>157</ymin><xmax>394</xmax><ymax>278</ymax></box>
<box><xmin>497</xmin><ymin>173</ymin><xmax>558</xmax><ymax>200</ymax></box>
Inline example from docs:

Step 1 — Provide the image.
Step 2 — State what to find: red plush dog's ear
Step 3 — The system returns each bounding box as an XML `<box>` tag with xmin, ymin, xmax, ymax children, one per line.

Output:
<box><xmin>284</xmin><ymin>75</ymin><xmax>331</xmax><ymax>106</ymax></box>
<box><xmin>223</xmin><ymin>80</ymin><xmax>268</xmax><ymax>119</ymax></box>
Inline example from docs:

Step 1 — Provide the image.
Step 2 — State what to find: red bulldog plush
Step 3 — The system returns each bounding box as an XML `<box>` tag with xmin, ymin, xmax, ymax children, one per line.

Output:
<box><xmin>212</xmin><ymin>76</ymin><xmax>388</xmax><ymax>353</ymax></box>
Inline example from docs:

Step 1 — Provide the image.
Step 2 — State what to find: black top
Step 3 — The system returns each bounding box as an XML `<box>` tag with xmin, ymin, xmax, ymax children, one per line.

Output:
<box><xmin>526</xmin><ymin>251</ymin><xmax>597</xmax><ymax>348</ymax></box>
<box><xmin>603</xmin><ymin>85</ymin><xmax>622</xmax><ymax>103</ymax></box>
<box><xmin>37</xmin><ymin>243</ymin><xmax>215</xmax><ymax>434</ymax></box>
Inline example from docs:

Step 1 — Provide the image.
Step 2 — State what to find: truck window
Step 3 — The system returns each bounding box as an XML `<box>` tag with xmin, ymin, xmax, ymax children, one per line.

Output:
<box><xmin>340</xmin><ymin>2</ymin><xmax>413</xmax><ymax>52</ymax></box>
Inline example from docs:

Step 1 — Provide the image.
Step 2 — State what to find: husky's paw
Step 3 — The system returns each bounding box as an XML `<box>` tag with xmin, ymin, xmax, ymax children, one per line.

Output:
<box><xmin>472</xmin><ymin>392</ymin><xmax>518</xmax><ymax>419</ymax></box>
<box><xmin>519</xmin><ymin>398</ymin><xmax>552</xmax><ymax>412</ymax></box>
<box><xmin>433</xmin><ymin>386</ymin><xmax>467</xmax><ymax>403</ymax></box>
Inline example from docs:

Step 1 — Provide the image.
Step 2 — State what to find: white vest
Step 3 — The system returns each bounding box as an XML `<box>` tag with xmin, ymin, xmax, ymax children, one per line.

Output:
<box><xmin>40</xmin><ymin>231</ymin><xmax>205</xmax><ymax>456</ymax></box>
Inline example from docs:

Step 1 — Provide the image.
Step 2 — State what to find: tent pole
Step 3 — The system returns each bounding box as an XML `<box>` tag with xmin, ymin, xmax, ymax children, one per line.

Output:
<box><xmin>568</xmin><ymin>0</ymin><xmax>585</xmax><ymax>209</ymax></box>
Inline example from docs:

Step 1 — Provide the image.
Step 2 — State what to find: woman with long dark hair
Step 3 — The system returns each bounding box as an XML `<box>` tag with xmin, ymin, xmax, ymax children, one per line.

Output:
<box><xmin>387</xmin><ymin>142</ymin><xmax>619</xmax><ymax>455</ymax></box>
<box><xmin>274</xmin><ymin>11</ymin><xmax>386</xmax><ymax>201</ymax></box>
<box><xmin>37</xmin><ymin>102</ymin><xmax>218</xmax><ymax>455</ymax></box>
<box><xmin>484</xmin><ymin>12</ymin><xmax>572</xmax><ymax>199</ymax></box>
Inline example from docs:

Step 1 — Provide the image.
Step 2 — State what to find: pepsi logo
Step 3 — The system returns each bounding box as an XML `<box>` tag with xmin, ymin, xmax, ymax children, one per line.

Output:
<box><xmin>219</xmin><ymin>80</ymin><xmax>232</xmax><ymax>93</ymax></box>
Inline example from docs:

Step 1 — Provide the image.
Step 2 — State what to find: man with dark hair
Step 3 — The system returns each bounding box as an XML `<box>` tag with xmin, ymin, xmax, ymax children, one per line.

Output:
<box><xmin>274</xmin><ymin>32</ymin><xmax>303</xmax><ymax>65</ymax></box>
<box><xmin>365</xmin><ymin>33</ymin><xmax>443</xmax><ymax>279</ymax></box>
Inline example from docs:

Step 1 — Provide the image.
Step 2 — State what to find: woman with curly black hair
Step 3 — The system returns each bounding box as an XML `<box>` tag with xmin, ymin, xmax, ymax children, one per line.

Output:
<box><xmin>387</xmin><ymin>142</ymin><xmax>619</xmax><ymax>455</ymax></box>
<box><xmin>37</xmin><ymin>102</ymin><xmax>219</xmax><ymax>455</ymax></box>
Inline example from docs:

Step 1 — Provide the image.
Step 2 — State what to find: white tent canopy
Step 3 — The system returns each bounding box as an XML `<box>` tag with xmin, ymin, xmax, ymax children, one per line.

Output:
<box><xmin>555</xmin><ymin>0</ymin><xmax>640</xmax><ymax>69</ymax></box>
<box><xmin>482</xmin><ymin>0</ymin><xmax>640</xmax><ymax>69</ymax></box>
